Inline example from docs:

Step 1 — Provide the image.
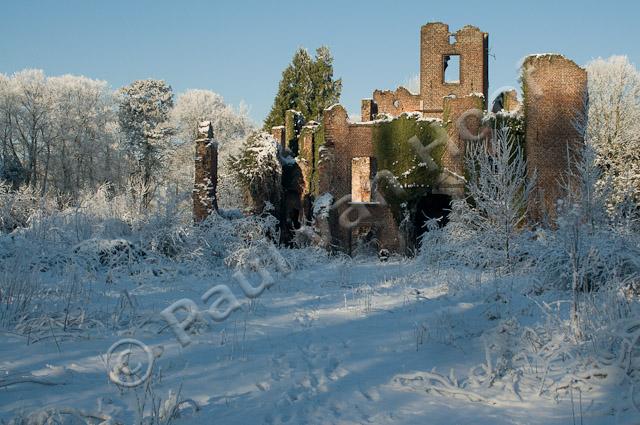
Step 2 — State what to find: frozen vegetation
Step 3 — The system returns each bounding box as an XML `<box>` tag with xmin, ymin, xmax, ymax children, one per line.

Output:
<box><xmin>0</xmin><ymin>177</ymin><xmax>639</xmax><ymax>424</ymax></box>
<box><xmin>0</xmin><ymin>56</ymin><xmax>639</xmax><ymax>424</ymax></box>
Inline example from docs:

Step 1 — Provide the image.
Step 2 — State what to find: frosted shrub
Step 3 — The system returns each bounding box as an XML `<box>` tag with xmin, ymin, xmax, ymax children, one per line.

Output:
<box><xmin>0</xmin><ymin>182</ymin><xmax>40</xmax><ymax>234</ymax></box>
<box><xmin>0</xmin><ymin>266</ymin><xmax>41</xmax><ymax>327</ymax></box>
<box><xmin>463</xmin><ymin>126</ymin><xmax>534</xmax><ymax>266</ymax></box>
<box><xmin>227</xmin><ymin>132</ymin><xmax>282</xmax><ymax>214</ymax></box>
<box><xmin>535</xmin><ymin>144</ymin><xmax>640</xmax><ymax>293</ymax></box>
<box><xmin>420</xmin><ymin>127</ymin><xmax>534</xmax><ymax>270</ymax></box>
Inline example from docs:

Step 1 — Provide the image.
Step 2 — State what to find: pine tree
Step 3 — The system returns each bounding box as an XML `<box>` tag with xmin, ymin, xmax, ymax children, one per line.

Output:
<box><xmin>263</xmin><ymin>47</ymin><xmax>342</xmax><ymax>130</ymax></box>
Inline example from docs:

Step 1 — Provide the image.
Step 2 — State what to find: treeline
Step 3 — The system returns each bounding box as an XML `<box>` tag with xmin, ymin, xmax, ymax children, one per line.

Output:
<box><xmin>0</xmin><ymin>70</ymin><xmax>253</xmax><ymax>207</ymax></box>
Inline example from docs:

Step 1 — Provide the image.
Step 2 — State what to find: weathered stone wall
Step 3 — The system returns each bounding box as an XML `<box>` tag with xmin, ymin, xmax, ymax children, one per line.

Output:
<box><xmin>491</xmin><ymin>89</ymin><xmax>521</xmax><ymax>113</ymax></box>
<box><xmin>323</xmin><ymin>105</ymin><xmax>376</xmax><ymax>199</ymax></box>
<box><xmin>373</xmin><ymin>87</ymin><xmax>422</xmax><ymax>117</ymax></box>
<box><xmin>299</xmin><ymin>124</ymin><xmax>317</xmax><ymax>165</ymax></box>
<box><xmin>437</xmin><ymin>94</ymin><xmax>486</xmax><ymax>197</ymax></box>
<box><xmin>522</xmin><ymin>54</ymin><xmax>587</xmax><ymax>221</ymax></box>
<box><xmin>253</xmin><ymin>22</ymin><xmax>588</xmax><ymax>254</ymax></box>
<box><xmin>278</xmin><ymin>118</ymin><xmax>320</xmax><ymax>242</ymax></box>
<box><xmin>420</xmin><ymin>23</ymin><xmax>488</xmax><ymax>114</ymax></box>
<box><xmin>193</xmin><ymin>121</ymin><xmax>218</xmax><ymax>222</ymax></box>
<box><xmin>322</xmin><ymin>105</ymin><xmax>400</xmax><ymax>252</ymax></box>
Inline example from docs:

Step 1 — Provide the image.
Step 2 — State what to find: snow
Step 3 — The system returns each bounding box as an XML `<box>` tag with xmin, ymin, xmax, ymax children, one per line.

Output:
<box><xmin>312</xmin><ymin>193</ymin><xmax>333</xmax><ymax>218</ymax></box>
<box><xmin>1</xmin><ymin>254</ymin><xmax>637</xmax><ymax>424</ymax></box>
<box><xmin>1</xmin><ymin>62</ymin><xmax>640</xmax><ymax>423</ymax></box>
<box><xmin>526</xmin><ymin>53</ymin><xmax>566</xmax><ymax>59</ymax></box>
<box><xmin>198</xmin><ymin>121</ymin><xmax>212</xmax><ymax>134</ymax></box>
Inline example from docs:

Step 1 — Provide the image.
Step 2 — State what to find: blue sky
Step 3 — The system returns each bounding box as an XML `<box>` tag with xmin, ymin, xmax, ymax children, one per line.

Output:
<box><xmin>1</xmin><ymin>0</ymin><xmax>638</xmax><ymax>123</ymax></box>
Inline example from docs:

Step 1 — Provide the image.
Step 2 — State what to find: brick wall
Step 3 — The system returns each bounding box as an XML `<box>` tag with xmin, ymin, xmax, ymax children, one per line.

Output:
<box><xmin>322</xmin><ymin>105</ymin><xmax>400</xmax><ymax>252</ymax></box>
<box><xmin>373</xmin><ymin>87</ymin><xmax>422</xmax><ymax>117</ymax></box>
<box><xmin>351</xmin><ymin>157</ymin><xmax>376</xmax><ymax>202</ymax></box>
<box><xmin>361</xmin><ymin>99</ymin><xmax>378</xmax><ymax>122</ymax></box>
<box><xmin>522</xmin><ymin>54</ymin><xmax>587</xmax><ymax>222</ymax></box>
<box><xmin>438</xmin><ymin>94</ymin><xmax>486</xmax><ymax>197</ymax></box>
<box><xmin>503</xmin><ymin>89</ymin><xmax>520</xmax><ymax>112</ymax></box>
<box><xmin>323</xmin><ymin>105</ymin><xmax>375</xmax><ymax>199</ymax></box>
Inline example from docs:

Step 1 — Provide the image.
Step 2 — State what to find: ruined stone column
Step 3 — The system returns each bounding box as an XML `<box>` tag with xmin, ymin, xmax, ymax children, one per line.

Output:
<box><xmin>193</xmin><ymin>121</ymin><xmax>218</xmax><ymax>223</ymax></box>
<box><xmin>360</xmin><ymin>99</ymin><xmax>377</xmax><ymax>122</ymax></box>
<box><xmin>271</xmin><ymin>125</ymin><xmax>286</xmax><ymax>147</ymax></box>
<box><xmin>522</xmin><ymin>54</ymin><xmax>587</xmax><ymax>222</ymax></box>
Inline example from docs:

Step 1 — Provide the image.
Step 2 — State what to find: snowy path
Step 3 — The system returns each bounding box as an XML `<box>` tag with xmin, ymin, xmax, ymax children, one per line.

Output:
<box><xmin>0</xmin><ymin>259</ymin><xmax>629</xmax><ymax>424</ymax></box>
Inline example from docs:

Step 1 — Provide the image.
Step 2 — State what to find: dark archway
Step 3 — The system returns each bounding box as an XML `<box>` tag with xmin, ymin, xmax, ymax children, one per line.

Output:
<box><xmin>414</xmin><ymin>193</ymin><xmax>452</xmax><ymax>239</ymax></box>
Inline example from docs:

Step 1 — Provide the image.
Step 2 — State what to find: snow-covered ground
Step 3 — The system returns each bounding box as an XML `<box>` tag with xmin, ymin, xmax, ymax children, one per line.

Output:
<box><xmin>1</xmin><ymin>252</ymin><xmax>636</xmax><ymax>424</ymax></box>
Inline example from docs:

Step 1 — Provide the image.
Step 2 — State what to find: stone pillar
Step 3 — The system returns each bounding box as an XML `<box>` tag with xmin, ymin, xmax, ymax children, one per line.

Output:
<box><xmin>361</xmin><ymin>99</ymin><xmax>377</xmax><ymax>122</ymax></box>
<box><xmin>193</xmin><ymin>121</ymin><xmax>218</xmax><ymax>222</ymax></box>
<box><xmin>271</xmin><ymin>125</ymin><xmax>286</xmax><ymax>147</ymax></box>
<box><xmin>522</xmin><ymin>54</ymin><xmax>587</xmax><ymax>222</ymax></box>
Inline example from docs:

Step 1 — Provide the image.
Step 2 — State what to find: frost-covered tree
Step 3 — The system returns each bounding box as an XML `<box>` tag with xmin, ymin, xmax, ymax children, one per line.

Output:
<box><xmin>227</xmin><ymin>131</ymin><xmax>282</xmax><ymax>214</ymax></box>
<box><xmin>7</xmin><ymin>70</ymin><xmax>52</xmax><ymax>192</ymax></box>
<box><xmin>118</xmin><ymin>79</ymin><xmax>174</xmax><ymax>208</ymax></box>
<box><xmin>585</xmin><ymin>56</ymin><xmax>640</xmax><ymax>211</ymax></box>
<box><xmin>263</xmin><ymin>46</ymin><xmax>342</xmax><ymax>130</ymax></box>
<box><xmin>170</xmin><ymin>89</ymin><xmax>254</xmax><ymax>209</ymax></box>
<box><xmin>47</xmin><ymin>75</ymin><xmax>120</xmax><ymax>196</ymax></box>
<box><xmin>0</xmin><ymin>73</ymin><xmax>28</xmax><ymax>189</ymax></box>
<box><xmin>0</xmin><ymin>70</ymin><xmax>122</xmax><ymax>196</ymax></box>
<box><xmin>171</xmin><ymin>89</ymin><xmax>251</xmax><ymax>146</ymax></box>
<box><xmin>462</xmin><ymin>127</ymin><xmax>535</xmax><ymax>264</ymax></box>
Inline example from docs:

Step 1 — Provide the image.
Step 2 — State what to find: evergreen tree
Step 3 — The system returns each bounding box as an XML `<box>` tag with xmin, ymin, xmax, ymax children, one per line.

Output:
<box><xmin>263</xmin><ymin>47</ymin><xmax>342</xmax><ymax>130</ymax></box>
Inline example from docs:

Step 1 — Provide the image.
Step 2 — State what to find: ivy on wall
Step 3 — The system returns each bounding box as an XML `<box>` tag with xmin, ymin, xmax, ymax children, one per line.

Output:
<box><xmin>311</xmin><ymin>122</ymin><xmax>325</xmax><ymax>196</ymax></box>
<box><xmin>371</xmin><ymin>114</ymin><xmax>446</xmax><ymax>220</ymax></box>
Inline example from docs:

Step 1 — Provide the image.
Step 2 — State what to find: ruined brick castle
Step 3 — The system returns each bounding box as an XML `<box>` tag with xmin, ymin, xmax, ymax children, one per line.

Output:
<box><xmin>194</xmin><ymin>22</ymin><xmax>588</xmax><ymax>255</ymax></box>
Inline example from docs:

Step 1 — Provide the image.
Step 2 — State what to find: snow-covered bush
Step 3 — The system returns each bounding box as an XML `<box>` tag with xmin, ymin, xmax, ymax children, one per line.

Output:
<box><xmin>227</xmin><ymin>132</ymin><xmax>282</xmax><ymax>214</ymax></box>
<box><xmin>73</xmin><ymin>239</ymin><xmax>147</xmax><ymax>269</ymax></box>
<box><xmin>0</xmin><ymin>182</ymin><xmax>40</xmax><ymax>233</ymax></box>
<box><xmin>535</xmin><ymin>143</ymin><xmax>640</xmax><ymax>293</ymax></box>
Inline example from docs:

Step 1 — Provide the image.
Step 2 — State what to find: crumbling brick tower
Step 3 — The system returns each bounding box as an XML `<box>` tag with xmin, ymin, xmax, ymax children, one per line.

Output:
<box><xmin>193</xmin><ymin>121</ymin><xmax>218</xmax><ymax>222</ymax></box>
<box><xmin>363</xmin><ymin>22</ymin><xmax>488</xmax><ymax>121</ymax></box>
<box><xmin>420</xmin><ymin>23</ymin><xmax>489</xmax><ymax>116</ymax></box>
<box><xmin>522</xmin><ymin>55</ymin><xmax>587</xmax><ymax>221</ymax></box>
